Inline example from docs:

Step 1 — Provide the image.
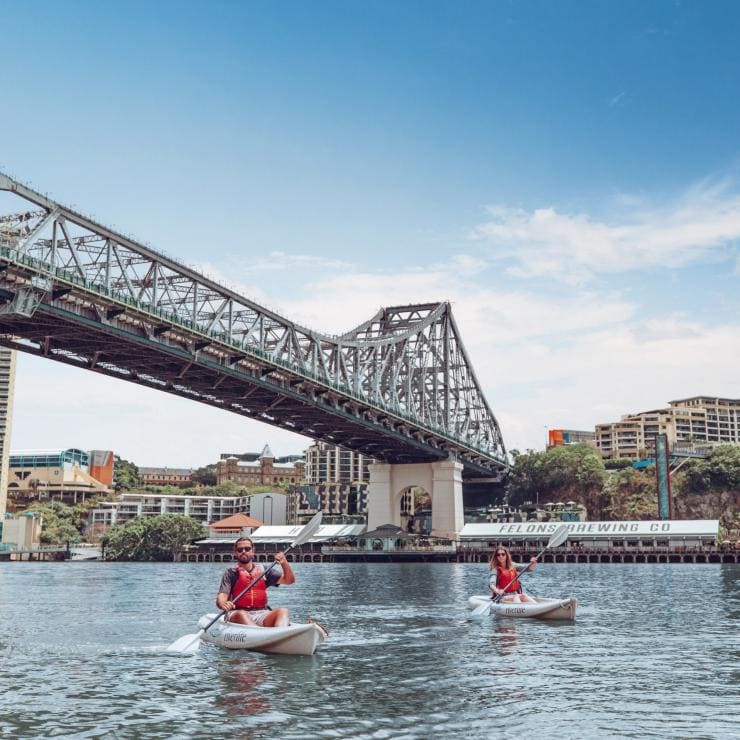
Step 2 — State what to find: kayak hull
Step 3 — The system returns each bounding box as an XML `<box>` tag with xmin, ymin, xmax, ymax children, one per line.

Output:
<box><xmin>197</xmin><ymin>613</ymin><xmax>327</xmax><ymax>655</ymax></box>
<box><xmin>468</xmin><ymin>595</ymin><xmax>577</xmax><ymax>620</ymax></box>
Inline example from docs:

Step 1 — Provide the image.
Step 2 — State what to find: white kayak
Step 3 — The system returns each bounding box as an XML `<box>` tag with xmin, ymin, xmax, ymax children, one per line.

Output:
<box><xmin>468</xmin><ymin>594</ymin><xmax>577</xmax><ymax>620</ymax></box>
<box><xmin>197</xmin><ymin>613</ymin><xmax>328</xmax><ymax>656</ymax></box>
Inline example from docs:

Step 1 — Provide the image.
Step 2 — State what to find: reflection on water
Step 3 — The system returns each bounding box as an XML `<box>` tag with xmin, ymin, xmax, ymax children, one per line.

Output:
<box><xmin>493</xmin><ymin>623</ymin><xmax>519</xmax><ymax>657</ymax></box>
<box><xmin>216</xmin><ymin>655</ymin><xmax>270</xmax><ymax>717</ymax></box>
<box><xmin>0</xmin><ymin>561</ymin><xmax>737</xmax><ymax>738</ymax></box>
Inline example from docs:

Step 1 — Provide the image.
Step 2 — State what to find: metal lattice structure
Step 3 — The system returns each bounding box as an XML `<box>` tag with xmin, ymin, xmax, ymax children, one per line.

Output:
<box><xmin>0</xmin><ymin>172</ymin><xmax>508</xmax><ymax>476</ymax></box>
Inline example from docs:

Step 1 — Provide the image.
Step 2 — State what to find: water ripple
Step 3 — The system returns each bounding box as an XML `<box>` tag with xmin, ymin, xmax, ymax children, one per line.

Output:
<box><xmin>0</xmin><ymin>561</ymin><xmax>737</xmax><ymax>738</ymax></box>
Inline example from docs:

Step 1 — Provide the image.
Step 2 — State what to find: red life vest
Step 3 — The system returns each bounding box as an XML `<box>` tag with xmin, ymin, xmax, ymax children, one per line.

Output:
<box><xmin>231</xmin><ymin>564</ymin><xmax>268</xmax><ymax>609</ymax></box>
<box><xmin>496</xmin><ymin>566</ymin><xmax>521</xmax><ymax>593</ymax></box>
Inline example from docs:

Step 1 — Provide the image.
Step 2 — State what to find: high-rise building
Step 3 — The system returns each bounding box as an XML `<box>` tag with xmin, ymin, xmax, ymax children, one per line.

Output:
<box><xmin>286</xmin><ymin>441</ymin><xmax>378</xmax><ymax>524</ymax></box>
<box><xmin>595</xmin><ymin>396</ymin><xmax>740</xmax><ymax>460</ymax></box>
<box><xmin>0</xmin><ymin>348</ymin><xmax>17</xmax><ymax>517</ymax></box>
<box><xmin>304</xmin><ymin>441</ymin><xmax>375</xmax><ymax>485</ymax></box>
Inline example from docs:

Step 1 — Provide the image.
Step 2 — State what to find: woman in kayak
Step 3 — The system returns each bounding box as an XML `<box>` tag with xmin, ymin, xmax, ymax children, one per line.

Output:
<box><xmin>489</xmin><ymin>546</ymin><xmax>537</xmax><ymax>603</ymax></box>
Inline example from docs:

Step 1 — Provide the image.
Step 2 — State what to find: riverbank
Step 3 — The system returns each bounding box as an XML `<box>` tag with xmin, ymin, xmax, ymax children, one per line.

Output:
<box><xmin>179</xmin><ymin>543</ymin><xmax>739</xmax><ymax>564</ymax></box>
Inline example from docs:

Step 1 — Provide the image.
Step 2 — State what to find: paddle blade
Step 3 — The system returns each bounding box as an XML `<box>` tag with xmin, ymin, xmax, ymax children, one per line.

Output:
<box><xmin>166</xmin><ymin>630</ymin><xmax>203</xmax><ymax>655</ymax></box>
<box><xmin>291</xmin><ymin>511</ymin><xmax>323</xmax><ymax>548</ymax></box>
<box><xmin>547</xmin><ymin>524</ymin><xmax>570</xmax><ymax>550</ymax></box>
<box><xmin>470</xmin><ymin>600</ymin><xmax>493</xmax><ymax>619</ymax></box>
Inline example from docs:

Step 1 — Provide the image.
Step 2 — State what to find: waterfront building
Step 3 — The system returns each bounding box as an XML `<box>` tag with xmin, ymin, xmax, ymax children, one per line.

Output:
<box><xmin>0</xmin><ymin>347</ymin><xmax>16</xmax><ymax>517</ymax></box>
<box><xmin>458</xmin><ymin>519</ymin><xmax>720</xmax><ymax>550</ymax></box>
<box><xmin>7</xmin><ymin>448</ymin><xmax>112</xmax><ymax>509</ymax></box>
<box><xmin>595</xmin><ymin>396</ymin><xmax>740</xmax><ymax>460</ymax></box>
<box><xmin>87</xmin><ymin>490</ymin><xmax>286</xmax><ymax>530</ymax></box>
<box><xmin>248</xmin><ymin>523</ymin><xmax>365</xmax><ymax>545</ymax></box>
<box><xmin>139</xmin><ymin>467</ymin><xmax>193</xmax><ymax>488</ymax></box>
<box><xmin>189</xmin><ymin>521</ymin><xmax>366</xmax><ymax>560</ymax></box>
<box><xmin>1</xmin><ymin>510</ymin><xmax>42</xmax><ymax>549</ymax></box>
<box><xmin>206</xmin><ymin>512</ymin><xmax>263</xmax><ymax>540</ymax></box>
<box><xmin>287</xmin><ymin>483</ymin><xmax>368</xmax><ymax>526</ymax></box>
<box><xmin>216</xmin><ymin>444</ymin><xmax>305</xmax><ymax>486</ymax></box>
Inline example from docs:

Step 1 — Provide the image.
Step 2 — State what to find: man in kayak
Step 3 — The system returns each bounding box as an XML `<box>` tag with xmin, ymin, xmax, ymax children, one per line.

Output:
<box><xmin>216</xmin><ymin>537</ymin><xmax>295</xmax><ymax>627</ymax></box>
<box><xmin>489</xmin><ymin>546</ymin><xmax>538</xmax><ymax>603</ymax></box>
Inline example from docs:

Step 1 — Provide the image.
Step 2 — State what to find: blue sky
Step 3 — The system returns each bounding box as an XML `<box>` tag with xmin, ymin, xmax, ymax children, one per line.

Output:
<box><xmin>1</xmin><ymin>0</ymin><xmax>739</xmax><ymax>465</ymax></box>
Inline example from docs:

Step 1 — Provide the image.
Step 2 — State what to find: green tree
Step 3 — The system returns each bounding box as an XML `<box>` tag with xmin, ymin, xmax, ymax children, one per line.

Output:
<box><xmin>191</xmin><ymin>464</ymin><xmax>217</xmax><ymax>486</ymax></box>
<box><xmin>24</xmin><ymin>501</ymin><xmax>81</xmax><ymax>544</ymax></box>
<box><xmin>505</xmin><ymin>444</ymin><xmax>607</xmax><ymax>515</ymax></box>
<box><xmin>505</xmin><ymin>448</ymin><xmax>549</xmax><ymax>506</ymax></box>
<box><xmin>604</xmin><ymin>468</ymin><xmax>658</xmax><ymax>520</ymax></box>
<box><xmin>102</xmin><ymin>514</ymin><xmax>205</xmax><ymax>561</ymax></box>
<box><xmin>604</xmin><ymin>458</ymin><xmax>634</xmax><ymax>470</ymax></box>
<box><xmin>113</xmin><ymin>456</ymin><xmax>141</xmax><ymax>490</ymax></box>
<box><xmin>681</xmin><ymin>445</ymin><xmax>740</xmax><ymax>493</ymax></box>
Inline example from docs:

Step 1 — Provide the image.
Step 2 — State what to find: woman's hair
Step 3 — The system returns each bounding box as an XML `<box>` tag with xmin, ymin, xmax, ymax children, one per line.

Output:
<box><xmin>489</xmin><ymin>545</ymin><xmax>514</xmax><ymax>571</ymax></box>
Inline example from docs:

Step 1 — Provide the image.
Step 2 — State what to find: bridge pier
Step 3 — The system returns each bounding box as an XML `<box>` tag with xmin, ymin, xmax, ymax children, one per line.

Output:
<box><xmin>367</xmin><ymin>460</ymin><xmax>464</xmax><ymax>539</ymax></box>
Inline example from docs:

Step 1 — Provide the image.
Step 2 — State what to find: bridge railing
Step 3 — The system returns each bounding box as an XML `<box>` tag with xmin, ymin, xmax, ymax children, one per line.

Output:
<box><xmin>0</xmin><ymin>244</ymin><xmax>508</xmax><ymax>466</ymax></box>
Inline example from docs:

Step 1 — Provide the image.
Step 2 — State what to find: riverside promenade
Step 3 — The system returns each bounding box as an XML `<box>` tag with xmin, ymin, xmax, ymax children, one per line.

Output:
<box><xmin>180</xmin><ymin>542</ymin><xmax>739</xmax><ymax>564</ymax></box>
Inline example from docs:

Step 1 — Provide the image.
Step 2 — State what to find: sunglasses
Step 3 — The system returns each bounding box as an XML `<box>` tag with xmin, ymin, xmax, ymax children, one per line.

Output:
<box><xmin>236</xmin><ymin>546</ymin><xmax>253</xmax><ymax>553</ymax></box>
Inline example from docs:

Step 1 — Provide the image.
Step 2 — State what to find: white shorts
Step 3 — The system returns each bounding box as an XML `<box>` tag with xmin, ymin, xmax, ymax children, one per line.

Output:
<box><xmin>232</xmin><ymin>608</ymin><xmax>271</xmax><ymax>625</ymax></box>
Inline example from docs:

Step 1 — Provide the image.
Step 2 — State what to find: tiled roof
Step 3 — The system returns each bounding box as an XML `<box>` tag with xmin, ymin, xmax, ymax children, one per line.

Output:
<box><xmin>210</xmin><ymin>513</ymin><xmax>263</xmax><ymax>529</ymax></box>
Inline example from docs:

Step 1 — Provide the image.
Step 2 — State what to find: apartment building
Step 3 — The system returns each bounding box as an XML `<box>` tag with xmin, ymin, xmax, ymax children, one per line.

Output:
<box><xmin>88</xmin><ymin>490</ymin><xmax>287</xmax><ymax>529</ymax></box>
<box><xmin>595</xmin><ymin>396</ymin><xmax>740</xmax><ymax>460</ymax></box>
<box><xmin>304</xmin><ymin>440</ymin><xmax>375</xmax><ymax>484</ymax></box>
<box><xmin>287</xmin><ymin>482</ymin><xmax>368</xmax><ymax>525</ymax></box>
<box><xmin>669</xmin><ymin>396</ymin><xmax>740</xmax><ymax>444</ymax></box>
<box><xmin>282</xmin><ymin>441</ymin><xmax>378</xmax><ymax>525</ymax></box>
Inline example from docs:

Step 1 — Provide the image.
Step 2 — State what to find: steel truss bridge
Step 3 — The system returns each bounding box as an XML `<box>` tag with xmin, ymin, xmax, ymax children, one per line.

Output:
<box><xmin>0</xmin><ymin>173</ymin><xmax>508</xmax><ymax>478</ymax></box>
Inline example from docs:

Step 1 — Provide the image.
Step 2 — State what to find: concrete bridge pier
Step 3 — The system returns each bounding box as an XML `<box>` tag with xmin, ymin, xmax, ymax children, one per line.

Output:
<box><xmin>367</xmin><ymin>460</ymin><xmax>464</xmax><ymax>539</ymax></box>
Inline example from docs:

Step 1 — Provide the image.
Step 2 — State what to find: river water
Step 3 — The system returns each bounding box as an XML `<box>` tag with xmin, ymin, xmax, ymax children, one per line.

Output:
<box><xmin>0</xmin><ymin>561</ymin><xmax>737</xmax><ymax>739</ymax></box>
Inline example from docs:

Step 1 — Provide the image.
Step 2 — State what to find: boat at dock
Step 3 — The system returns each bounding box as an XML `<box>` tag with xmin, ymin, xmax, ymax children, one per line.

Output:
<box><xmin>69</xmin><ymin>544</ymin><xmax>102</xmax><ymax>561</ymax></box>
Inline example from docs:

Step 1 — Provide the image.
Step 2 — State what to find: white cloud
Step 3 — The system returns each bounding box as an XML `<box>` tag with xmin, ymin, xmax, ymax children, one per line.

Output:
<box><xmin>8</xmin><ymin>180</ymin><xmax>740</xmax><ymax>466</ymax></box>
<box><xmin>235</xmin><ymin>252</ymin><xmax>353</xmax><ymax>274</ymax></box>
<box><xmin>281</xmin><ymin>263</ymin><xmax>633</xmax><ymax>339</ymax></box>
<box><xmin>489</xmin><ymin>319</ymin><xmax>740</xmax><ymax>453</ymax></box>
<box><xmin>476</xmin><ymin>180</ymin><xmax>740</xmax><ymax>283</ymax></box>
<box><xmin>608</xmin><ymin>91</ymin><xmax>627</xmax><ymax>108</ymax></box>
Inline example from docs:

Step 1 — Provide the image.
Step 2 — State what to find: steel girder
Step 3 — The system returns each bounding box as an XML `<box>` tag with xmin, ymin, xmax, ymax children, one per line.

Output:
<box><xmin>0</xmin><ymin>172</ymin><xmax>508</xmax><ymax>476</ymax></box>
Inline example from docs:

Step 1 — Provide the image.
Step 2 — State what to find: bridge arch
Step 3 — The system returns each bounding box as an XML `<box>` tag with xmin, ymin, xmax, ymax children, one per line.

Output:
<box><xmin>368</xmin><ymin>460</ymin><xmax>463</xmax><ymax>539</ymax></box>
<box><xmin>399</xmin><ymin>485</ymin><xmax>432</xmax><ymax>535</ymax></box>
